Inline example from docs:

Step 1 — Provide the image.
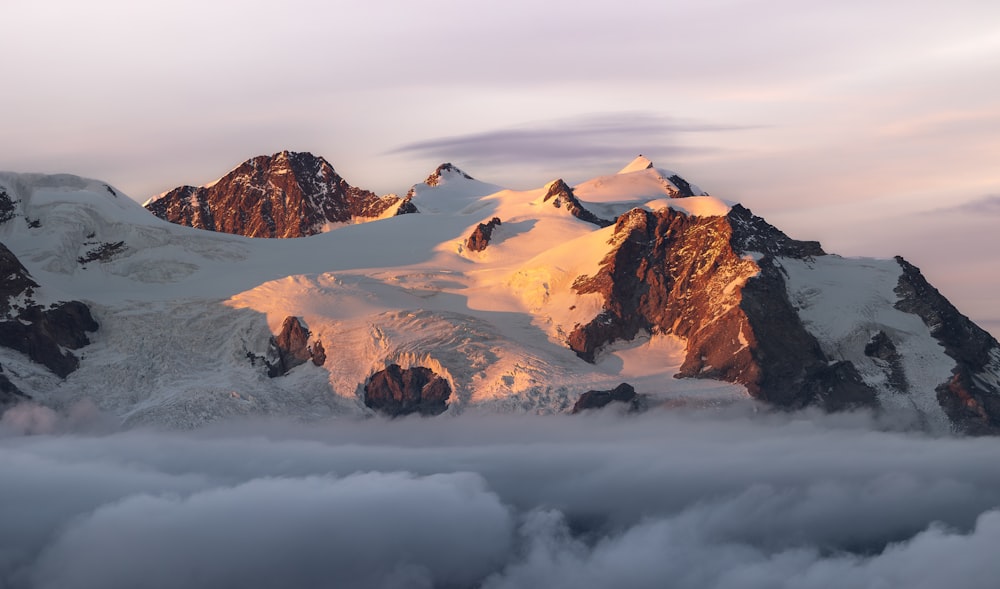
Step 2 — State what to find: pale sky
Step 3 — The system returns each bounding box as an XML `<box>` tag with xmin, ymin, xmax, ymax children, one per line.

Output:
<box><xmin>2</xmin><ymin>0</ymin><xmax>998</xmax><ymax>333</ymax></box>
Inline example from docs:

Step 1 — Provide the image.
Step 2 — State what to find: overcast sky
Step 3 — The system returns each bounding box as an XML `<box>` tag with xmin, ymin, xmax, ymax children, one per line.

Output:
<box><xmin>2</xmin><ymin>0</ymin><xmax>998</xmax><ymax>331</ymax></box>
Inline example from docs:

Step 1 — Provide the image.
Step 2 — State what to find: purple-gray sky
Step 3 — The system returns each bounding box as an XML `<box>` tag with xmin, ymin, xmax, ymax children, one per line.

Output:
<box><xmin>2</xmin><ymin>0</ymin><xmax>998</xmax><ymax>332</ymax></box>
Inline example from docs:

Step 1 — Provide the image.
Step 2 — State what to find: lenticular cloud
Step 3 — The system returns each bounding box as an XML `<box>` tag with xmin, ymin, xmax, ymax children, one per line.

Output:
<box><xmin>3</xmin><ymin>409</ymin><xmax>1000</xmax><ymax>589</ymax></box>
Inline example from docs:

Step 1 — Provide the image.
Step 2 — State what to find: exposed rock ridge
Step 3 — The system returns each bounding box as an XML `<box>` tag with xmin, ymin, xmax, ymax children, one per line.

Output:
<box><xmin>0</xmin><ymin>187</ymin><xmax>15</xmax><ymax>224</ymax></box>
<box><xmin>864</xmin><ymin>331</ymin><xmax>908</xmax><ymax>392</ymax></box>
<box><xmin>267</xmin><ymin>316</ymin><xmax>325</xmax><ymax>377</ymax></box>
<box><xmin>543</xmin><ymin>180</ymin><xmax>613</xmax><ymax>227</ymax></box>
<box><xmin>465</xmin><ymin>217</ymin><xmax>501</xmax><ymax>252</ymax></box>
<box><xmin>572</xmin><ymin>383</ymin><xmax>644</xmax><ymax>413</ymax></box>
<box><xmin>665</xmin><ymin>174</ymin><xmax>703</xmax><ymax>198</ymax></box>
<box><xmin>0</xmin><ymin>242</ymin><xmax>38</xmax><ymax>315</ymax></box>
<box><xmin>364</xmin><ymin>364</ymin><xmax>451</xmax><ymax>416</ymax></box>
<box><xmin>568</xmin><ymin>206</ymin><xmax>876</xmax><ymax>410</ymax></box>
<box><xmin>145</xmin><ymin>151</ymin><xmax>411</xmax><ymax>238</ymax></box>
<box><xmin>424</xmin><ymin>163</ymin><xmax>473</xmax><ymax>186</ymax></box>
<box><xmin>727</xmin><ymin>204</ymin><xmax>824</xmax><ymax>258</ymax></box>
<box><xmin>1</xmin><ymin>243</ymin><xmax>99</xmax><ymax>379</ymax></box>
<box><xmin>893</xmin><ymin>257</ymin><xmax>1000</xmax><ymax>433</ymax></box>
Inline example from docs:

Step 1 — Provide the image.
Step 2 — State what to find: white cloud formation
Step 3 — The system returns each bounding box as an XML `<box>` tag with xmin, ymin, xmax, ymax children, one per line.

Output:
<box><xmin>3</xmin><ymin>409</ymin><xmax>1000</xmax><ymax>588</ymax></box>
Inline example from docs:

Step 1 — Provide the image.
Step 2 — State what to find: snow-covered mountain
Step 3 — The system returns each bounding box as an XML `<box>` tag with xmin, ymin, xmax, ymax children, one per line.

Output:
<box><xmin>144</xmin><ymin>151</ymin><xmax>413</xmax><ymax>238</ymax></box>
<box><xmin>1</xmin><ymin>156</ymin><xmax>998</xmax><ymax>432</ymax></box>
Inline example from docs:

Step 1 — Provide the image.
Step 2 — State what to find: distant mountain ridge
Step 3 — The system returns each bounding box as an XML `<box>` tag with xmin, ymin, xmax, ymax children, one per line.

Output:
<box><xmin>145</xmin><ymin>151</ymin><xmax>413</xmax><ymax>238</ymax></box>
<box><xmin>1</xmin><ymin>155</ymin><xmax>998</xmax><ymax>433</ymax></box>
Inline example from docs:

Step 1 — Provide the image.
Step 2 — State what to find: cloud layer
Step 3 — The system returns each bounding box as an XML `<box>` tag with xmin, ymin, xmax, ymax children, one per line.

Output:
<box><xmin>3</xmin><ymin>409</ymin><xmax>1000</xmax><ymax>588</ymax></box>
<box><xmin>391</xmin><ymin>113</ymin><xmax>747</xmax><ymax>167</ymax></box>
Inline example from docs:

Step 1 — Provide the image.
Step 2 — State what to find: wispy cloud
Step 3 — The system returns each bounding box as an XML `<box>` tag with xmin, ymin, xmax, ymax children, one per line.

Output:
<box><xmin>390</xmin><ymin>113</ymin><xmax>756</xmax><ymax>166</ymax></box>
<box><xmin>923</xmin><ymin>194</ymin><xmax>1000</xmax><ymax>216</ymax></box>
<box><xmin>954</xmin><ymin>194</ymin><xmax>1000</xmax><ymax>215</ymax></box>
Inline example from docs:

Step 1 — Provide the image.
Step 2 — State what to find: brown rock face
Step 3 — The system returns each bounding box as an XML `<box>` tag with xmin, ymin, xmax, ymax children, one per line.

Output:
<box><xmin>364</xmin><ymin>364</ymin><xmax>451</xmax><ymax>417</ymax></box>
<box><xmin>465</xmin><ymin>217</ymin><xmax>501</xmax><ymax>252</ymax></box>
<box><xmin>568</xmin><ymin>206</ymin><xmax>877</xmax><ymax>410</ymax></box>
<box><xmin>145</xmin><ymin>151</ymin><xmax>412</xmax><ymax>238</ymax></box>
<box><xmin>267</xmin><ymin>316</ymin><xmax>326</xmax><ymax>376</ymax></box>
<box><xmin>572</xmin><ymin>383</ymin><xmax>643</xmax><ymax>413</ymax></box>
<box><xmin>543</xmin><ymin>180</ymin><xmax>613</xmax><ymax>227</ymax></box>
<box><xmin>893</xmin><ymin>257</ymin><xmax>1000</xmax><ymax>434</ymax></box>
<box><xmin>310</xmin><ymin>340</ymin><xmax>327</xmax><ymax>367</ymax></box>
<box><xmin>275</xmin><ymin>316</ymin><xmax>311</xmax><ymax>368</ymax></box>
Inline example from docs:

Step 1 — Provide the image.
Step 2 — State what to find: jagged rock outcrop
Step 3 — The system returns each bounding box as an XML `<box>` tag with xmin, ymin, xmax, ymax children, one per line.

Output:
<box><xmin>893</xmin><ymin>257</ymin><xmax>1000</xmax><ymax>434</ymax></box>
<box><xmin>0</xmin><ymin>242</ymin><xmax>99</xmax><ymax>378</ymax></box>
<box><xmin>568</xmin><ymin>206</ymin><xmax>877</xmax><ymax>410</ymax></box>
<box><xmin>865</xmin><ymin>331</ymin><xmax>908</xmax><ymax>392</ymax></box>
<box><xmin>0</xmin><ymin>242</ymin><xmax>37</xmax><ymax>315</ymax></box>
<box><xmin>543</xmin><ymin>180</ymin><xmax>613</xmax><ymax>227</ymax></box>
<box><xmin>364</xmin><ymin>364</ymin><xmax>451</xmax><ymax>417</ymax></box>
<box><xmin>77</xmin><ymin>241</ymin><xmax>127</xmax><ymax>265</ymax></box>
<box><xmin>0</xmin><ymin>301</ymin><xmax>100</xmax><ymax>378</ymax></box>
<box><xmin>466</xmin><ymin>217</ymin><xmax>501</xmax><ymax>252</ymax></box>
<box><xmin>266</xmin><ymin>316</ymin><xmax>325</xmax><ymax>376</ymax></box>
<box><xmin>145</xmin><ymin>151</ymin><xmax>412</xmax><ymax>238</ymax></box>
<box><xmin>0</xmin><ymin>188</ymin><xmax>15</xmax><ymax>224</ymax></box>
<box><xmin>572</xmin><ymin>383</ymin><xmax>644</xmax><ymax>413</ymax></box>
<box><xmin>664</xmin><ymin>174</ymin><xmax>701</xmax><ymax>198</ymax></box>
<box><xmin>310</xmin><ymin>340</ymin><xmax>327</xmax><ymax>367</ymax></box>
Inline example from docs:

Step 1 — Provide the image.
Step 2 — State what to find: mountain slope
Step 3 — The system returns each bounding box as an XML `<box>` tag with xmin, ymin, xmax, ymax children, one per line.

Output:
<box><xmin>144</xmin><ymin>151</ymin><xmax>412</xmax><ymax>238</ymax></box>
<box><xmin>2</xmin><ymin>157</ymin><xmax>998</xmax><ymax>432</ymax></box>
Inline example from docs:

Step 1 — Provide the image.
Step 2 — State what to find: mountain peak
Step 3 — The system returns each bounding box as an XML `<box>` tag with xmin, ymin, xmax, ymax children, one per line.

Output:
<box><xmin>255</xmin><ymin>151</ymin><xmax>333</xmax><ymax>173</ymax></box>
<box><xmin>145</xmin><ymin>152</ymin><xmax>411</xmax><ymax>238</ymax></box>
<box><xmin>424</xmin><ymin>163</ymin><xmax>474</xmax><ymax>187</ymax></box>
<box><xmin>618</xmin><ymin>155</ymin><xmax>655</xmax><ymax>175</ymax></box>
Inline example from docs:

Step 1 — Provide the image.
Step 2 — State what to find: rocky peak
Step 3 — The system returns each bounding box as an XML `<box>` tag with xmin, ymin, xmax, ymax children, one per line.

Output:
<box><xmin>146</xmin><ymin>152</ymin><xmax>413</xmax><ymax>238</ymax></box>
<box><xmin>543</xmin><ymin>179</ymin><xmax>612</xmax><ymax>227</ymax></box>
<box><xmin>424</xmin><ymin>163</ymin><xmax>474</xmax><ymax>187</ymax></box>
<box><xmin>614</xmin><ymin>155</ymin><xmax>707</xmax><ymax>198</ymax></box>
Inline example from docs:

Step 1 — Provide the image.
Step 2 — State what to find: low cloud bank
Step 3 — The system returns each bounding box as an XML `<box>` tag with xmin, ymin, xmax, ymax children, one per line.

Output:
<box><xmin>3</xmin><ymin>408</ymin><xmax>1000</xmax><ymax>588</ymax></box>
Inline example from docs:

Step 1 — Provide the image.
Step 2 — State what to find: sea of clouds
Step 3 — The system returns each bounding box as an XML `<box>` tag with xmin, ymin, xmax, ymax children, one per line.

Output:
<box><xmin>3</xmin><ymin>403</ymin><xmax>1000</xmax><ymax>589</ymax></box>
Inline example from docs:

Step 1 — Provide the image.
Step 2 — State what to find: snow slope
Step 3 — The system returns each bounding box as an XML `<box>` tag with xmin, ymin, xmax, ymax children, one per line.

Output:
<box><xmin>781</xmin><ymin>256</ymin><xmax>955</xmax><ymax>430</ymax></box>
<box><xmin>1</xmin><ymin>157</ymin><xmax>984</xmax><ymax>429</ymax></box>
<box><xmin>0</xmin><ymin>162</ymin><xmax>746</xmax><ymax>427</ymax></box>
<box><xmin>573</xmin><ymin>155</ymin><xmax>727</xmax><ymax>220</ymax></box>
